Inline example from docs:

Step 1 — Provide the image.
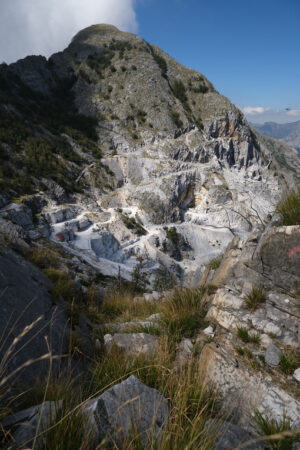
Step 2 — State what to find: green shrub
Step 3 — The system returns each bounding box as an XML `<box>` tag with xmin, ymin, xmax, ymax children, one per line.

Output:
<box><xmin>194</xmin><ymin>116</ymin><xmax>204</xmax><ymax>130</ymax></box>
<box><xmin>172</xmin><ymin>80</ymin><xmax>188</xmax><ymax>104</ymax></box>
<box><xmin>152</xmin><ymin>49</ymin><xmax>168</xmax><ymax>78</ymax></box>
<box><xmin>192</xmin><ymin>84</ymin><xmax>208</xmax><ymax>94</ymax></box>
<box><xmin>235</xmin><ymin>346</ymin><xmax>245</xmax><ymax>356</ymax></box>
<box><xmin>276</xmin><ymin>190</ymin><xmax>300</xmax><ymax>225</ymax></box>
<box><xmin>44</xmin><ymin>268</ymin><xmax>77</xmax><ymax>303</ymax></box>
<box><xmin>279</xmin><ymin>351</ymin><xmax>299</xmax><ymax>375</ymax></box>
<box><xmin>166</xmin><ymin>226</ymin><xmax>179</xmax><ymax>244</ymax></box>
<box><xmin>170</xmin><ymin>111</ymin><xmax>183</xmax><ymax>128</ymax></box>
<box><xmin>236</xmin><ymin>326</ymin><xmax>261</xmax><ymax>344</ymax></box>
<box><xmin>254</xmin><ymin>410</ymin><xmax>299</xmax><ymax>450</ymax></box>
<box><xmin>250</xmin><ymin>333</ymin><xmax>261</xmax><ymax>345</ymax></box>
<box><xmin>236</xmin><ymin>326</ymin><xmax>250</xmax><ymax>342</ymax></box>
<box><xmin>207</xmin><ymin>259</ymin><xmax>221</xmax><ymax>270</ymax></box>
<box><xmin>244</xmin><ymin>286</ymin><xmax>266</xmax><ymax>311</ymax></box>
<box><xmin>160</xmin><ymin>288</ymin><xmax>208</xmax><ymax>344</ymax></box>
<box><xmin>205</xmin><ymin>284</ymin><xmax>218</xmax><ymax>296</ymax></box>
<box><xmin>121</xmin><ymin>214</ymin><xmax>147</xmax><ymax>236</ymax></box>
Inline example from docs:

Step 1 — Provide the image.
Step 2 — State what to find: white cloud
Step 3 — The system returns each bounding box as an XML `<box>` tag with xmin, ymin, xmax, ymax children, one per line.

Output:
<box><xmin>242</xmin><ymin>106</ymin><xmax>270</xmax><ymax>115</ymax></box>
<box><xmin>0</xmin><ymin>0</ymin><xmax>138</xmax><ymax>64</ymax></box>
<box><xmin>286</xmin><ymin>109</ymin><xmax>300</xmax><ymax>116</ymax></box>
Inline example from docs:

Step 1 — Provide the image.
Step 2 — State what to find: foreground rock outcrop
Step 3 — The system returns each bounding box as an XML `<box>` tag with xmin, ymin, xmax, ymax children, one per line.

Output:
<box><xmin>0</xmin><ymin>247</ymin><xmax>69</xmax><ymax>383</ymax></box>
<box><xmin>200</xmin><ymin>224</ymin><xmax>300</xmax><ymax>431</ymax></box>
<box><xmin>4</xmin><ymin>376</ymin><xmax>169</xmax><ymax>449</ymax></box>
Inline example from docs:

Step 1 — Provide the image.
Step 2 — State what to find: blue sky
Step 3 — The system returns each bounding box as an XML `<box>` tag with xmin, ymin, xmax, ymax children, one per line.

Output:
<box><xmin>135</xmin><ymin>0</ymin><xmax>300</xmax><ymax>123</ymax></box>
<box><xmin>0</xmin><ymin>0</ymin><xmax>299</xmax><ymax>123</ymax></box>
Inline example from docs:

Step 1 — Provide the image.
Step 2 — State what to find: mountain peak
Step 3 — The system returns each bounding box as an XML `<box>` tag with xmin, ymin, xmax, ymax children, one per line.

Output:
<box><xmin>71</xmin><ymin>23</ymin><xmax>140</xmax><ymax>48</ymax></box>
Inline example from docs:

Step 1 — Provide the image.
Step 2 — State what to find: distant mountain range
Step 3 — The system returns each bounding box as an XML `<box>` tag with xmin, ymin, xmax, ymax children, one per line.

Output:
<box><xmin>251</xmin><ymin>120</ymin><xmax>300</xmax><ymax>153</ymax></box>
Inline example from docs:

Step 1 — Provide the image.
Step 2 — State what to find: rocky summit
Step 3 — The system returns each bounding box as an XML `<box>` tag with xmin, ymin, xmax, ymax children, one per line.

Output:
<box><xmin>0</xmin><ymin>24</ymin><xmax>300</xmax><ymax>449</ymax></box>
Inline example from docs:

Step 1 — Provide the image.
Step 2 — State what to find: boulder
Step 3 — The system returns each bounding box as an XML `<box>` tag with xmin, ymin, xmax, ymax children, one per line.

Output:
<box><xmin>104</xmin><ymin>333</ymin><xmax>159</xmax><ymax>357</ymax></box>
<box><xmin>3</xmin><ymin>401</ymin><xmax>61</xmax><ymax>448</ymax></box>
<box><xmin>206</xmin><ymin>420</ymin><xmax>264</xmax><ymax>450</ymax></box>
<box><xmin>265</xmin><ymin>343</ymin><xmax>282</xmax><ymax>368</ymax></box>
<box><xmin>0</xmin><ymin>247</ymin><xmax>69</xmax><ymax>384</ymax></box>
<box><xmin>84</xmin><ymin>375</ymin><xmax>168</xmax><ymax>447</ymax></box>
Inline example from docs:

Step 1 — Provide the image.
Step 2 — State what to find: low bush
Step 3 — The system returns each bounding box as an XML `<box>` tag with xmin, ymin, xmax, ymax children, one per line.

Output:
<box><xmin>152</xmin><ymin>49</ymin><xmax>168</xmax><ymax>78</ymax></box>
<box><xmin>244</xmin><ymin>285</ymin><xmax>266</xmax><ymax>311</ymax></box>
<box><xmin>254</xmin><ymin>410</ymin><xmax>299</xmax><ymax>450</ymax></box>
<box><xmin>172</xmin><ymin>80</ymin><xmax>188</xmax><ymax>104</ymax></box>
<box><xmin>236</xmin><ymin>326</ymin><xmax>250</xmax><ymax>342</ymax></box>
<box><xmin>44</xmin><ymin>268</ymin><xmax>77</xmax><ymax>303</ymax></box>
<box><xmin>236</xmin><ymin>326</ymin><xmax>261</xmax><ymax>345</ymax></box>
<box><xmin>170</xmin><ymin>111</ymin><xmax>183</xmax><ymax>128</ymax></box>
<box><xmin>279</xmin><ymin>350</ymin><xmax>299</xmax><ymax>375</ymax></box>
<box><xmin>166</xmin><ymin>226</ymin><xmax>179</xmax><ymax>244</ymax></box>
<box><xmin>97</xmin><ymin>289</ymin><xmax>157</xmax><ymax>324</ymax></box>
<box><xmin>121</xmin><ymin>214</ymin><xmax>147</xmax><ymax>236</ymax></box>
<box><xmin>276</xmin><ymin>190</ymin><xmax>300</xmax><ymax>225</ymax></box>
<box><xmin>207</xmin><ymin>259</ymin><xmax>221</xmax><ymax>270</ymax></box>
<box><xmin>160</xmin><ymin>288</ymin><xmax>208</xmax><ymax>345</ymax></box>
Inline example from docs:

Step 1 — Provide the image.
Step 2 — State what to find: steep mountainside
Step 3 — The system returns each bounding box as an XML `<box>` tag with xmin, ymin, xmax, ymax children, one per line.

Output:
<box><xmin>252</xmin><ymin>120</ymin><xmax>300</xmax><ymax>153</ymax></box>
<box><xmin>0</xmin><ymin>24</ymin><xmax>299</xmax><ymax>286</ymax></box>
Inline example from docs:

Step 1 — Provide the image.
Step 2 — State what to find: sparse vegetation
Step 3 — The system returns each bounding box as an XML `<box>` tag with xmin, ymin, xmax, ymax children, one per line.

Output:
<box><xmin>160</xmin><ymin>288</ymin><xmax>208</xmax><ymax>346</ymax></box>
<box><xmin>153</xmin><ymin>267</ymin><xmax>177</xmax><ymax>292</ymax></box>
<box><xmin>170</xmin><ymin>111</ymin><xmax>183</xmax><ymax>128</ymax></box>
<box><xmin>96</xmin><ymin>289</ymin><xmax>157</xmax><ymax>324</ymax></box>
<box><xmin>151</xmin><ymin>48</ymin><xmax>168</xmax><ymax>78</ymax></box>
<box><xmin>236</xmin><ymin>326</ymin><xmax>261</xmax><ymax>345</ymax></box>
<box><xmin>244</xmin><ymin>285</ymin><xmax>266</xmax><ymax>311</ymax></box>
<box><xmin>276</xmin><ymin>190</ymin><xmax>300</xmax><ymax>225</ymax></box>
<box><xmin>236</xmin><ymin>326</ymin><xmax>250</xmax><ymax>342</ymax></box>
<box><xmin>91</xmin><ymin>343</ymin><xmax>219</xmax><ymax>449</ymax></box>
<box><xmin>166</xmin><ymin>226</ymin><xmax>179</xmax><ymax>244</ymax></box>
<box><xmin>172</xmin><ymin>80</ymin><xmax>188</xmax><ymax>104</ymax></box>
<box><xmin>207</xmin><ymin>259</ymin><xmax>221</xmax><ymax>270</ymax></box>
<box><xmin>121</xmin><ymin>213</ymin><xmax>147</xmax><ymax>235</ymax></box>
<box><xmin>279</xmin><ymin>350</ymin><xmax>299</xmax><ymax>375</ymax></box>
<box><xmin>254</xmin><ymin>410</ymin><xmax>299</xmax><ymax>450</ymax></box>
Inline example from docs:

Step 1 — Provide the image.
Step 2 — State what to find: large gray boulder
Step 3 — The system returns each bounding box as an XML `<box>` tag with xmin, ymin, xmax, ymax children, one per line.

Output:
<box><xmin>0</xmin><ymin>247</ymin><xmax>69</xmax><ymax>385</ymax></box>
<box><xmin>85</xmin><ymin>375</ymin><xmax>168</xmax><ymax>447</ymax></box>
<box><xmin>265</xmin><ymin>343</ymin><xmax>283</xmax><ymax>368</ymax></box>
